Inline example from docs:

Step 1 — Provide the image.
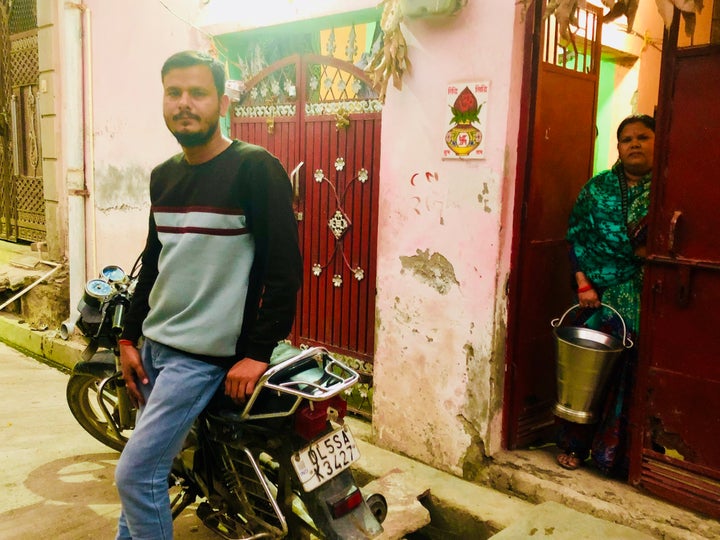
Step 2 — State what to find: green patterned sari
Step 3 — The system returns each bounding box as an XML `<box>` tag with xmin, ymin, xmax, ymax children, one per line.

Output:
<box><xmin>567</xmin><ymin>162</ymin><xmax>651</xmax><ymax>336</ymax></box>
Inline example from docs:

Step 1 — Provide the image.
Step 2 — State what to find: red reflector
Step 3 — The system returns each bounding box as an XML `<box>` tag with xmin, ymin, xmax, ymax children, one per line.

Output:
<box><xmin>329</xmin><ymin>487</ymin><xmax>363</xmax><ymax>519</ymax></box>
<box><xmin>294</xmin><ymin>396</ymin><xmax>348</xmax><ymax>441</ymax></box>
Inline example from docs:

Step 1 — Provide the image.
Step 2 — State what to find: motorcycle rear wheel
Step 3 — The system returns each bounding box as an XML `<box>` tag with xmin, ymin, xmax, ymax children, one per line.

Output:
<box><xmin>66</xmin><ymin>373</ymin><xmax>131</xmax><ymax>452</ymax></box>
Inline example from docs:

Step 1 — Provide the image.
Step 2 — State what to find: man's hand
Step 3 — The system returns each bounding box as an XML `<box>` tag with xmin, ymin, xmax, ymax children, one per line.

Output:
<box><xmin>225</xmin><ymin>357</ymin><xmax>269</xmax><ymax>402</ymax></box>
<box><xmin>119</xmin><ymin>342</ymin><xmax>148</xmax><ymax>407</ymax></box>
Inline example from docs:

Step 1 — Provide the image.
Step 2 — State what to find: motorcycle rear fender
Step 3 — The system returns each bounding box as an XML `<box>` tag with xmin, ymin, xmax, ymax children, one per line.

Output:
<box><xmin>72</xmin><ymin>349</ymin><xmax>118</xmax><ymax>378</ymax></box>
<box><xmin>304</xmin><ymin>469</ymin><xmax>384</xmax><ymax>539</ymax></box>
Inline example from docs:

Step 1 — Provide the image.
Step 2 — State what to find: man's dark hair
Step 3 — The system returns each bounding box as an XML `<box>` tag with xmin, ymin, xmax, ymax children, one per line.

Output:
<box><xmin>161</xmin><ymin>50</ymin><xmax>226</xmax><ymax>97</ymax></box>
<box><xmin>616</xmin><ymin>114</ymin><xmax>655</xmax><ymax>139</ymax></box>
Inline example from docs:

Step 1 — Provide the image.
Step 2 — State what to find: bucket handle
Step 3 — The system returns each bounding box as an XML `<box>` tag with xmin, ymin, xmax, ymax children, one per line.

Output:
<box><xmin>551</xmin><ymin>303</ymin><xmax>633</xmax><ymax>349</ymax></box>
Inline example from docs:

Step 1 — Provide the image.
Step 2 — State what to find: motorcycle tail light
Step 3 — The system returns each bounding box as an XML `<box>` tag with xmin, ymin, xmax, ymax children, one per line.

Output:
<box><xmin>328</xmin><ymin>487</ymin><xmax>363</xmax><ymax>519</ymax></box>
<box><xmin>294</xmin><ymin>395</ymin><xmax>348</xmax><ymax>441</ymax></box>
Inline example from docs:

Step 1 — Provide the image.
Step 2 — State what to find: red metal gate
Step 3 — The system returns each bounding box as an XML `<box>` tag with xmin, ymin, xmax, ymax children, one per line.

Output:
<box><xmin>231</xmin><ymin>54</ymin><xmax>382</xmax><ymax>366</ymax></box>
<box><xmin>630</xmin><ymin>6</ymin><xmax>720</xmax><ymax>518</ymax></box>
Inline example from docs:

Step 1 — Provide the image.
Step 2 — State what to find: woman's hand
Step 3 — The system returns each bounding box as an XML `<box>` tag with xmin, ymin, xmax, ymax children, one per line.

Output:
<box><xmin>578</xmin><ymin>288</ymin><xmax>600</xmax><ymax>309</ymax></box>
<box><xmin>575</xmin><ymin>272</ymin><xmax>600</xmax><ymax>308</ymax></box>
<box><xmin>119</xmin><ymin>341</ymin><xmax>148</xmax><ymax>407</ymax></box>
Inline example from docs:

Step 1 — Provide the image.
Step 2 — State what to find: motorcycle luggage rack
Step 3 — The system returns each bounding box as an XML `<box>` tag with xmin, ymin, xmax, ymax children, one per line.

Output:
<box><xmin>233</xmin><ymin>347</ymin><xmax>358</xmax><ymax>421</ymax></box>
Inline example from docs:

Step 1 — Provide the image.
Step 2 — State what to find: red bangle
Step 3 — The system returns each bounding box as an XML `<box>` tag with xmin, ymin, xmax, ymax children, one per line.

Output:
<box><xmin>577</xmin><ymin>284</ymin><xmax>593</xmax><ymax>293</ymax></box>
<box><xmin>118</xmin><ymin>339</ymin><xmax>135</xmax><ymax>346</ymax></box>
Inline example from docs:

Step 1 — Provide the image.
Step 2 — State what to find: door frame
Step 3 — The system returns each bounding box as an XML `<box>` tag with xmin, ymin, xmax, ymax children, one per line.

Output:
<box><xmin>503</xmin><ymin>1</ymin><xmax>603</xmax><ymax>449</ymax></box>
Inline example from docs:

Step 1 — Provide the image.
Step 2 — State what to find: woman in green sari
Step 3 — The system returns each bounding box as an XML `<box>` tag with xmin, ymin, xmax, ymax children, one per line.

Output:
<box><xmin>556</xmin><ymin>114</ymin><xmax>655</xmax><ymax>475</ymax></box>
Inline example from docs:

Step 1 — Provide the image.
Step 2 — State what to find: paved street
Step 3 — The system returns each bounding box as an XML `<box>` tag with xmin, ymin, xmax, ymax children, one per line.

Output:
<box><xmin>0</xmin><ymin>341</ymin><xmax>216</xmax><ymax>540</ymax></box>
<box><xmin>2</xmin><ymin>334</ymin><xmax>718</xmax><ymax>540</ymax></box>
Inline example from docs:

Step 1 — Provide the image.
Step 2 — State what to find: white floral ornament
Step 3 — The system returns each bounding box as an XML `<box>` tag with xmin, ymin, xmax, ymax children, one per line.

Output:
<box><xmin>312</xmin><ymin>264</ymin><xmax>322</xmax><ymax>276</ymax></box>
<box><xmin>333</xmin><ymin>274</ymin><xmax>343</xmax><ymax>287</ymax></box>
<box><xmin>328</xmin><ymin>210</ymin><xmax>350</xmax><ymax>239</ymax></box>
<box><xmin>358</xmin><ymin>168</ymin><xmax>369</xmax><ymax>183</ymax></box>
<box><xmin>335</xmin><ymin>157</ymin><xmax>345</xmax><ymax>171</ymax></box>
<box><xmin>314</xmin><ymin>169</ymin><xmax>324</xmax><ymax>182</ymax></box>
<box><xmin>353</xmin><ymin>267</ymin><xmax>365</xmax><ymax>281</ymax></box>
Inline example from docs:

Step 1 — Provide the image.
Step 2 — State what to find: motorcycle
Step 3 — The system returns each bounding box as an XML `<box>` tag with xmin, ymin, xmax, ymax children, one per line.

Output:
<box><xmin>66</xmin><ymin>260</ymin><xmax>387</xmax><ymax>539</ymax></box>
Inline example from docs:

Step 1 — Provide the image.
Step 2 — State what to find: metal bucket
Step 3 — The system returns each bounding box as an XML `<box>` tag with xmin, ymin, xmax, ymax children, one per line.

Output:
<box><xmin>551</xmin><ymin>304</ymin><xmax>633</xmax><ymax>424</ymax></box>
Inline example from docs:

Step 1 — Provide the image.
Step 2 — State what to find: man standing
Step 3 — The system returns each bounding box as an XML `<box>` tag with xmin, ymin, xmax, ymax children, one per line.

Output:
<box><xmin>114</xmin><ymin>50</ymin><xmax>302</xmax><ymax>539</ymax></box>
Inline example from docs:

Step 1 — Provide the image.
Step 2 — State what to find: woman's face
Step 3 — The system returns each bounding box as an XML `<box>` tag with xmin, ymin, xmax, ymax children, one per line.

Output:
<box><xmin>617</xmin><ymin>121</ymin><xmax>655</xmax><ymax>178</ymax></box>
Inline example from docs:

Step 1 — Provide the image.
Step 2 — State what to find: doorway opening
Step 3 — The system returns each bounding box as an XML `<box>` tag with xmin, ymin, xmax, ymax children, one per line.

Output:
<box><xmin>507</xmin><ymin>0</ymin><xmax>720</xmax><ymax>520</ymax></box>
<box><xmin>504</xmin><ymin>0</ymin><xmax>662</xmax><ymax>498</ymax></box>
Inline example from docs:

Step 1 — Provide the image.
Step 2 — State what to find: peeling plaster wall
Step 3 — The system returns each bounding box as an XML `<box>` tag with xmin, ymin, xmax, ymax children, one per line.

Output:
<box><xmin>372</xmin><ymin>1</ymin><xmax>523</xmax><ymax>475</ymax></box>
<box><xmin>83</xmin><ymin>0</ymin><xmax>207</xmax><ymax>274</ymax></box>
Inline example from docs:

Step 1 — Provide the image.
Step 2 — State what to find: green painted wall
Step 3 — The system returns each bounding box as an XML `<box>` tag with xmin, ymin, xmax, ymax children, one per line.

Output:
<box><xmin>594</xmin><ymin>56</ymin><xmax>617</xmax><ymax>175</ymax></box>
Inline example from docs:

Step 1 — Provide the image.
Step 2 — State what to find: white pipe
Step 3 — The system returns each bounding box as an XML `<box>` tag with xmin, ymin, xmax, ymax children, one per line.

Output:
<box><xmin>0</xmin><ymin>261</ymin><xmax>62</xmax><ymax>312</ymax></box>
<box><xmin>83</xmin><ymin>5</ymin><xmax>98</xmax><ymax>279</ymax></box>
<box><xmin>60</xmin><ymin>2</ymin><xmax>87</xmax><ymax>339</ymax></box>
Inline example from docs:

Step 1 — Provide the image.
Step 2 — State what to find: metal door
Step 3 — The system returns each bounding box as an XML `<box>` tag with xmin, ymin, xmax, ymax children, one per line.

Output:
<box><xmin>0</xmin><ymin>0</ymin><xmax>44</xmax><ymax>243</ymax></box>
<box><xmin>629</xmin><ymin>6</ymin><xmax>720</xmax><ymax>518</ymax></box>
<box><xmin>505</xmin><ymin>2</ymin><xmax>602</xmax><ymax>447</ymax></box>
<box><xmin>232</xmin><ymin>53</ymin><xmax>382</xmax><ymax>366</ymax></box>
<box><xmin>0</xmin><ymin>0</ymin><xmax>15</xmax><ymax>240</ymax></box>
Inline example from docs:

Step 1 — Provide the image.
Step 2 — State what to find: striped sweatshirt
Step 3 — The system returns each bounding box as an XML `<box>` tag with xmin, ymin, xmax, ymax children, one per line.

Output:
<box><xmin>122</xmin><ymin>140</ymin><xmax>302</xmax><ymax>367</ymax></box>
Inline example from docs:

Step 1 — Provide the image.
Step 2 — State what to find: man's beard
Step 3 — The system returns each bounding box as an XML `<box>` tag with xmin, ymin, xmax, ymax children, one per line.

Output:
<box><xmin>171</xmin><ymin>122</ymin><xmax>218</xmax><ymax>147</ymax></box>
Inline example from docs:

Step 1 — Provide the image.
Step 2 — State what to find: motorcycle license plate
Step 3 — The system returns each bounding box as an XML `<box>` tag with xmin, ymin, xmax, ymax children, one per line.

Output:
<box><xmin>292</xmin><ymin>426</ymin><xmax>359</xmax><ymax>492</ymax></box>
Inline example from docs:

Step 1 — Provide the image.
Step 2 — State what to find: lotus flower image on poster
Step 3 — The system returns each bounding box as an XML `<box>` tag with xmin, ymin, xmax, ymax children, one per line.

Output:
<box><xmin>443</xmin><ymin>81</ymin><xmax>488</xmax><ymax>160</ymax></box>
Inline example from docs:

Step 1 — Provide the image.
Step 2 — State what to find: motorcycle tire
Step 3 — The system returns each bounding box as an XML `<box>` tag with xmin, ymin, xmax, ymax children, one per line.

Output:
<box><xmin>66</xmin><ymin>373</ymin><xmax>130</xmax><ymax>452</ymax></box>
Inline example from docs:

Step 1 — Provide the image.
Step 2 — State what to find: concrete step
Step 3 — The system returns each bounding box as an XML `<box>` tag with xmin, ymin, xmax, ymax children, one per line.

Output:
<box><xmin>350</xmin><ymin>432</ymin><xmax>535</xmax><ymax>539</ymax></box>
<box><xmin>362</xmin><ymin>471</ymin><xmax>431</xmax><ymax>539</ymax></box>
<box><xmin>488</xmin><ymin>501</ymin><xmax>654</xmax><ymax>539</ymax></box>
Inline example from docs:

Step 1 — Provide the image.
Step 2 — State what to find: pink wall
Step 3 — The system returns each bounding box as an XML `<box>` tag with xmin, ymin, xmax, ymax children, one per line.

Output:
<box><xmin>84</xmin><ymin>0</ymin><xmax>208</xmax><ymax>275</ymax></box>
<box><xmin>372</xmin><ymin>1</ymin><xmax>524</xmax><ymax>471</ymax></box>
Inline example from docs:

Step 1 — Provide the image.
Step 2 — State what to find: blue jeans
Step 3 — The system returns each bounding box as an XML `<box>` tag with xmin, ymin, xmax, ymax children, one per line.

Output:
<box><xmin>115</xmin><ymin>338</ymin><xmax>225</xmax><ymax>539</ymax></box>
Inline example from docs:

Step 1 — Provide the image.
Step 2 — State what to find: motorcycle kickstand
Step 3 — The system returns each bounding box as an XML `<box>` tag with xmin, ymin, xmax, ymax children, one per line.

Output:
<box><xmin>170</xmin><ymin>487</ymin><xmax>197</xmax><ymax>520</ymax></box>
<box><xmin>196</xmin><ymin>501</ymin><xmax>274</xmax><ymax>540</ymax></box>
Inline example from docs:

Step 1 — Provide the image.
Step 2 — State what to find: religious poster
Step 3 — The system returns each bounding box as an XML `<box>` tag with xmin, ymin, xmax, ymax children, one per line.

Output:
<box><xmin>443</xmin><ymin>81</ymin><xmax>489</xmax><ymax>160</ymax></box>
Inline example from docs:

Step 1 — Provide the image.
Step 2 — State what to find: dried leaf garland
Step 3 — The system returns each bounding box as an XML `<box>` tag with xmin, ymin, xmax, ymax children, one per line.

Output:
<box><xmin>365</xmin><ymin>0</ymin><xmax>412</xmax><ymax>103</ymax></box>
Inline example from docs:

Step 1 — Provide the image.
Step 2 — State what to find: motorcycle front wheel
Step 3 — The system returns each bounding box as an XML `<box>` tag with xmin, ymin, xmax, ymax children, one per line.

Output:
<box><xmin>66</xmin><ymin>373</ymin><xmax>133</xmax><ymax>452</ymax></box>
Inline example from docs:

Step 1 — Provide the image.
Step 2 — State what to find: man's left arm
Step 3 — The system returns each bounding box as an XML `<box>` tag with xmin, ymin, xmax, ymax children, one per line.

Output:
<box><xmin>225</xmin><ymin>152</ymin><xmax>302</xmax><ymax>401</ymax></box>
